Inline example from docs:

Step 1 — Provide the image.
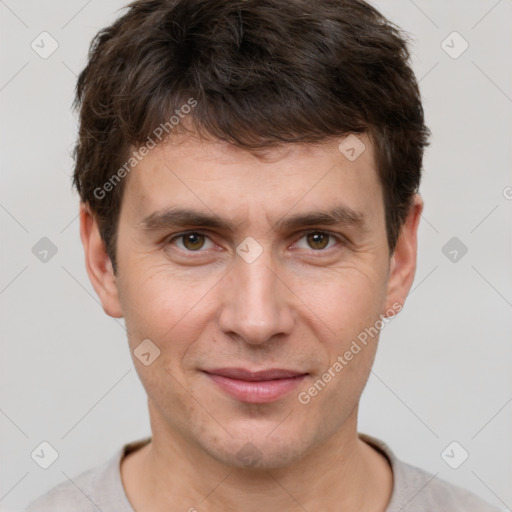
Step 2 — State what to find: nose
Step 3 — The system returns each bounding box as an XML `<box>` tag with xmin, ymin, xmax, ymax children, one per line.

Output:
<box><xmin>217</xmin><ymin>252</ymin><xmax>295</xmax><ymax>345</ymax></box>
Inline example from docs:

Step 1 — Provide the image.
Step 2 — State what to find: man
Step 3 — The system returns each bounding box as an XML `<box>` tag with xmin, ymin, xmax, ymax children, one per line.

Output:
<box><xmin>26</xmin><ymin>0</ymin><xmax>501</xmax><ymax>510</ymax></box>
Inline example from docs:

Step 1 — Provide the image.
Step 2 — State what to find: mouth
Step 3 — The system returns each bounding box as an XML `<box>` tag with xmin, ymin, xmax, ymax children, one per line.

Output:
<box><xmin>201</xmin><ymin>367</ymin><xmax>309</xmax><ymax>404</ymax></box>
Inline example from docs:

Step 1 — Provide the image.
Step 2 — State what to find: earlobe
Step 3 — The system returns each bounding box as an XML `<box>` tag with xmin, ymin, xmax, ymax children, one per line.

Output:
<box><xmin>79</xmin><ymin>203</ymin><xmax>123</xmax><ymax>318</ymax></box>
<box><xmin>382</xmin><ymin>193</ymin><xmax>423</xmax><ymax>315</ymax></box>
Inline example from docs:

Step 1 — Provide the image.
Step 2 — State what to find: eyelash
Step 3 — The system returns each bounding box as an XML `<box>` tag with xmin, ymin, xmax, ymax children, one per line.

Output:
<box><xmin>166</xmin><ymin>230</ymin><xmax>344</xmax><ymax>254</ymax></box>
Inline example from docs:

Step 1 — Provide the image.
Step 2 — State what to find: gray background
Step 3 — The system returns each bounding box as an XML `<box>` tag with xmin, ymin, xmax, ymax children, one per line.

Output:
<box><xmin>1</xmin><ymin>0</ymin><xmax>511</xmax><ymax>510</ymax></box>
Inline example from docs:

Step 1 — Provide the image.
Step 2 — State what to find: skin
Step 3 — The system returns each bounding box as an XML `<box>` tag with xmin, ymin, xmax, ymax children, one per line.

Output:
<box><xmin>80</xmin><ymin>132</ymin><xmax>423</xmax><ymax>512</ymax></box>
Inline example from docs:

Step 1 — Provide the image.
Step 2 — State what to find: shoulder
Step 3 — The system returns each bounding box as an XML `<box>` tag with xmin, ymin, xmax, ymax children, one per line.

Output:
<box><xmin>25</xmin><ymin>461</ymin><xmax>111</xmax><ymax>512</ymax></box>
<box><xmin>359</xmin><ymin>433</ymin><xmax>503</xmax><ymax>512</ymax></box>
<box><xmin>390</xmin><ymin>457</ymin><xmax>503</xmax><ymax>511</ymax></box>
<box><xmin>24</xmin><ymin>438</ymin><xmax>150</xmax><ymax>512</ymax></box>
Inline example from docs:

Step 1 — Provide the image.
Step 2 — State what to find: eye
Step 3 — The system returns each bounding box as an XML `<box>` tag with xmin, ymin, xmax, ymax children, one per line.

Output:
<box><xmin>169</xmin><ymin>232</ymin><xmax>215</xmax><ymax>251</ymax></box>
<box><xmin>294</xmin><ymin>231</ymin><xmax>340</xmax><ymax>251</ymax></box>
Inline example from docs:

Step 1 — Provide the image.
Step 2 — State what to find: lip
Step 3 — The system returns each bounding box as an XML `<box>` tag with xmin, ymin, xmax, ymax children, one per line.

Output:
<box><xmin>202</xmin><ymin>367</ymin><xmax>309</xmax><ymax>403</ymax></box>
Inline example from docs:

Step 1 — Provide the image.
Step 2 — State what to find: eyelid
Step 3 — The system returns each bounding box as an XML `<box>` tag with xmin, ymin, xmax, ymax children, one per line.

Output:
<box><xmin>291</xmin><ymin>229</ymin><xmax>345</xmax><ymax>251</ymax></box>
<box><xmin>167</xmin><ymin>230</ymin><xmax>216</xmax><ymax>251</ymax></box>
<box><xmin>165</xmin><ymin>229</ymin><xmax>345</xmax><ymax>252</ymax></box>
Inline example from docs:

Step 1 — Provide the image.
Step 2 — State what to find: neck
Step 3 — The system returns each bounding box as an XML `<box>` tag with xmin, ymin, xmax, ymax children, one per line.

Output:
<box><xmin>121</xmin><ymin>407</ymin><xmax>393</xmax><ymax>512</ymax></box>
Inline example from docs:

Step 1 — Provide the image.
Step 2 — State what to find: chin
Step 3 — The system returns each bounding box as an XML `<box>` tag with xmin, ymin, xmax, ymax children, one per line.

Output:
<box><xmin>200</xmin><ymin>427</ymin><xmax>314</xmax><ymax>470</ymax></box>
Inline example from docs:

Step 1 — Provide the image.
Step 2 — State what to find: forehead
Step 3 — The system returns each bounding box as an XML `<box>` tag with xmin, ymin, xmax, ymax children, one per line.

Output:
<box><xmin>119</xmin><ymin>133</ymin><xmax>384</xmax><ymax>229</ymax></box>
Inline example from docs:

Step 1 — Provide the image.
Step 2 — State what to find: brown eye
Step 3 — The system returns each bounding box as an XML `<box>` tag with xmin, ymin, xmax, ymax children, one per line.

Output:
<box><xmin>181</xmin><ymin>233</ymin><xmax>206</xmax><ymax>251</ymax></box>
<box><xmin>306</xmin><ymin>232</ymin><xmax>330</xmax><ymax>250</ymax></box>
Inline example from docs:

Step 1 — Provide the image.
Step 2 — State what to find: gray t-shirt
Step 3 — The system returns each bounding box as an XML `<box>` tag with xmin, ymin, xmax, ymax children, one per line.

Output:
<box><xmin>25</xmin><ymin>433</ymin><xmax>502</xmax><ymax>511</ymax></box>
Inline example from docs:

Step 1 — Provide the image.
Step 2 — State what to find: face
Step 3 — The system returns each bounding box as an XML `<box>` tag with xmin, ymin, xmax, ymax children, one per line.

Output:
<box><xmin>82</xmin><ymin>133</ymin><xmax>421</xmax><ymax>470</ymax></box>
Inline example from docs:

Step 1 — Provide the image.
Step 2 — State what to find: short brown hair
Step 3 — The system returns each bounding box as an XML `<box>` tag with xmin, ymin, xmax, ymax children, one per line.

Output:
<box><xmin>73</xmin><ymin>0</ymin><xmax>430</xmax><ymax>272</ymax></box>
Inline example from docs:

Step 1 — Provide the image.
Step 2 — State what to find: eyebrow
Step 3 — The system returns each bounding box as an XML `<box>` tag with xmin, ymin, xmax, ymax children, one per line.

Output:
<box><xmin>140</xmin><ymin>207</ymin><xmax>234</xmax><ymax>231</ymax></box>
<box><xmin>273</xmin><ymin>206</ymin><xmax>366</xmax><ymax>231</ymax></box>
<box><xmin>140</xmin><ymin>205</ymin><xmax>366</xmax><ymax>232</ymax></box>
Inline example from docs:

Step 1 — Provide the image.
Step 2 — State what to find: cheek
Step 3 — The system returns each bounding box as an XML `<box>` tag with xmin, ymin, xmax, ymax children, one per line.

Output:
<box><xmin>294</xmin><ymin>264</ymin><xmax>387</xmax><ymax>344</ymax></box>
<box><xmin>118</xmin><ymin>265</ymin><xmax>215</xmax><ymax>353</ymax></box>
<box><xmin>296</xmin><ymin>275</ymin><xmax>384</xmax><ymax>419</ymax></box>
<box><xmin>293</xmin><ymin>265</ymin><xmax>387</xmax><ymax>406</ymax></box>
<box><xmin>118</xmin><ymin>269</ymin><xmax>216</xmax><ymax>409</ymax></box>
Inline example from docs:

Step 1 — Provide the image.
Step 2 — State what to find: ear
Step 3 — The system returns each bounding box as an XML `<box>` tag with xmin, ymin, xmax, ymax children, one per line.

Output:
<box><xmin>382</xmin><ymin>193</ymin><xmax>423</xmax><ymax>316</ymax></box>
<box><xmin>79</xmin><ymin>203</ymin><xmax>123</xmax><ymax>318</ymax></box>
